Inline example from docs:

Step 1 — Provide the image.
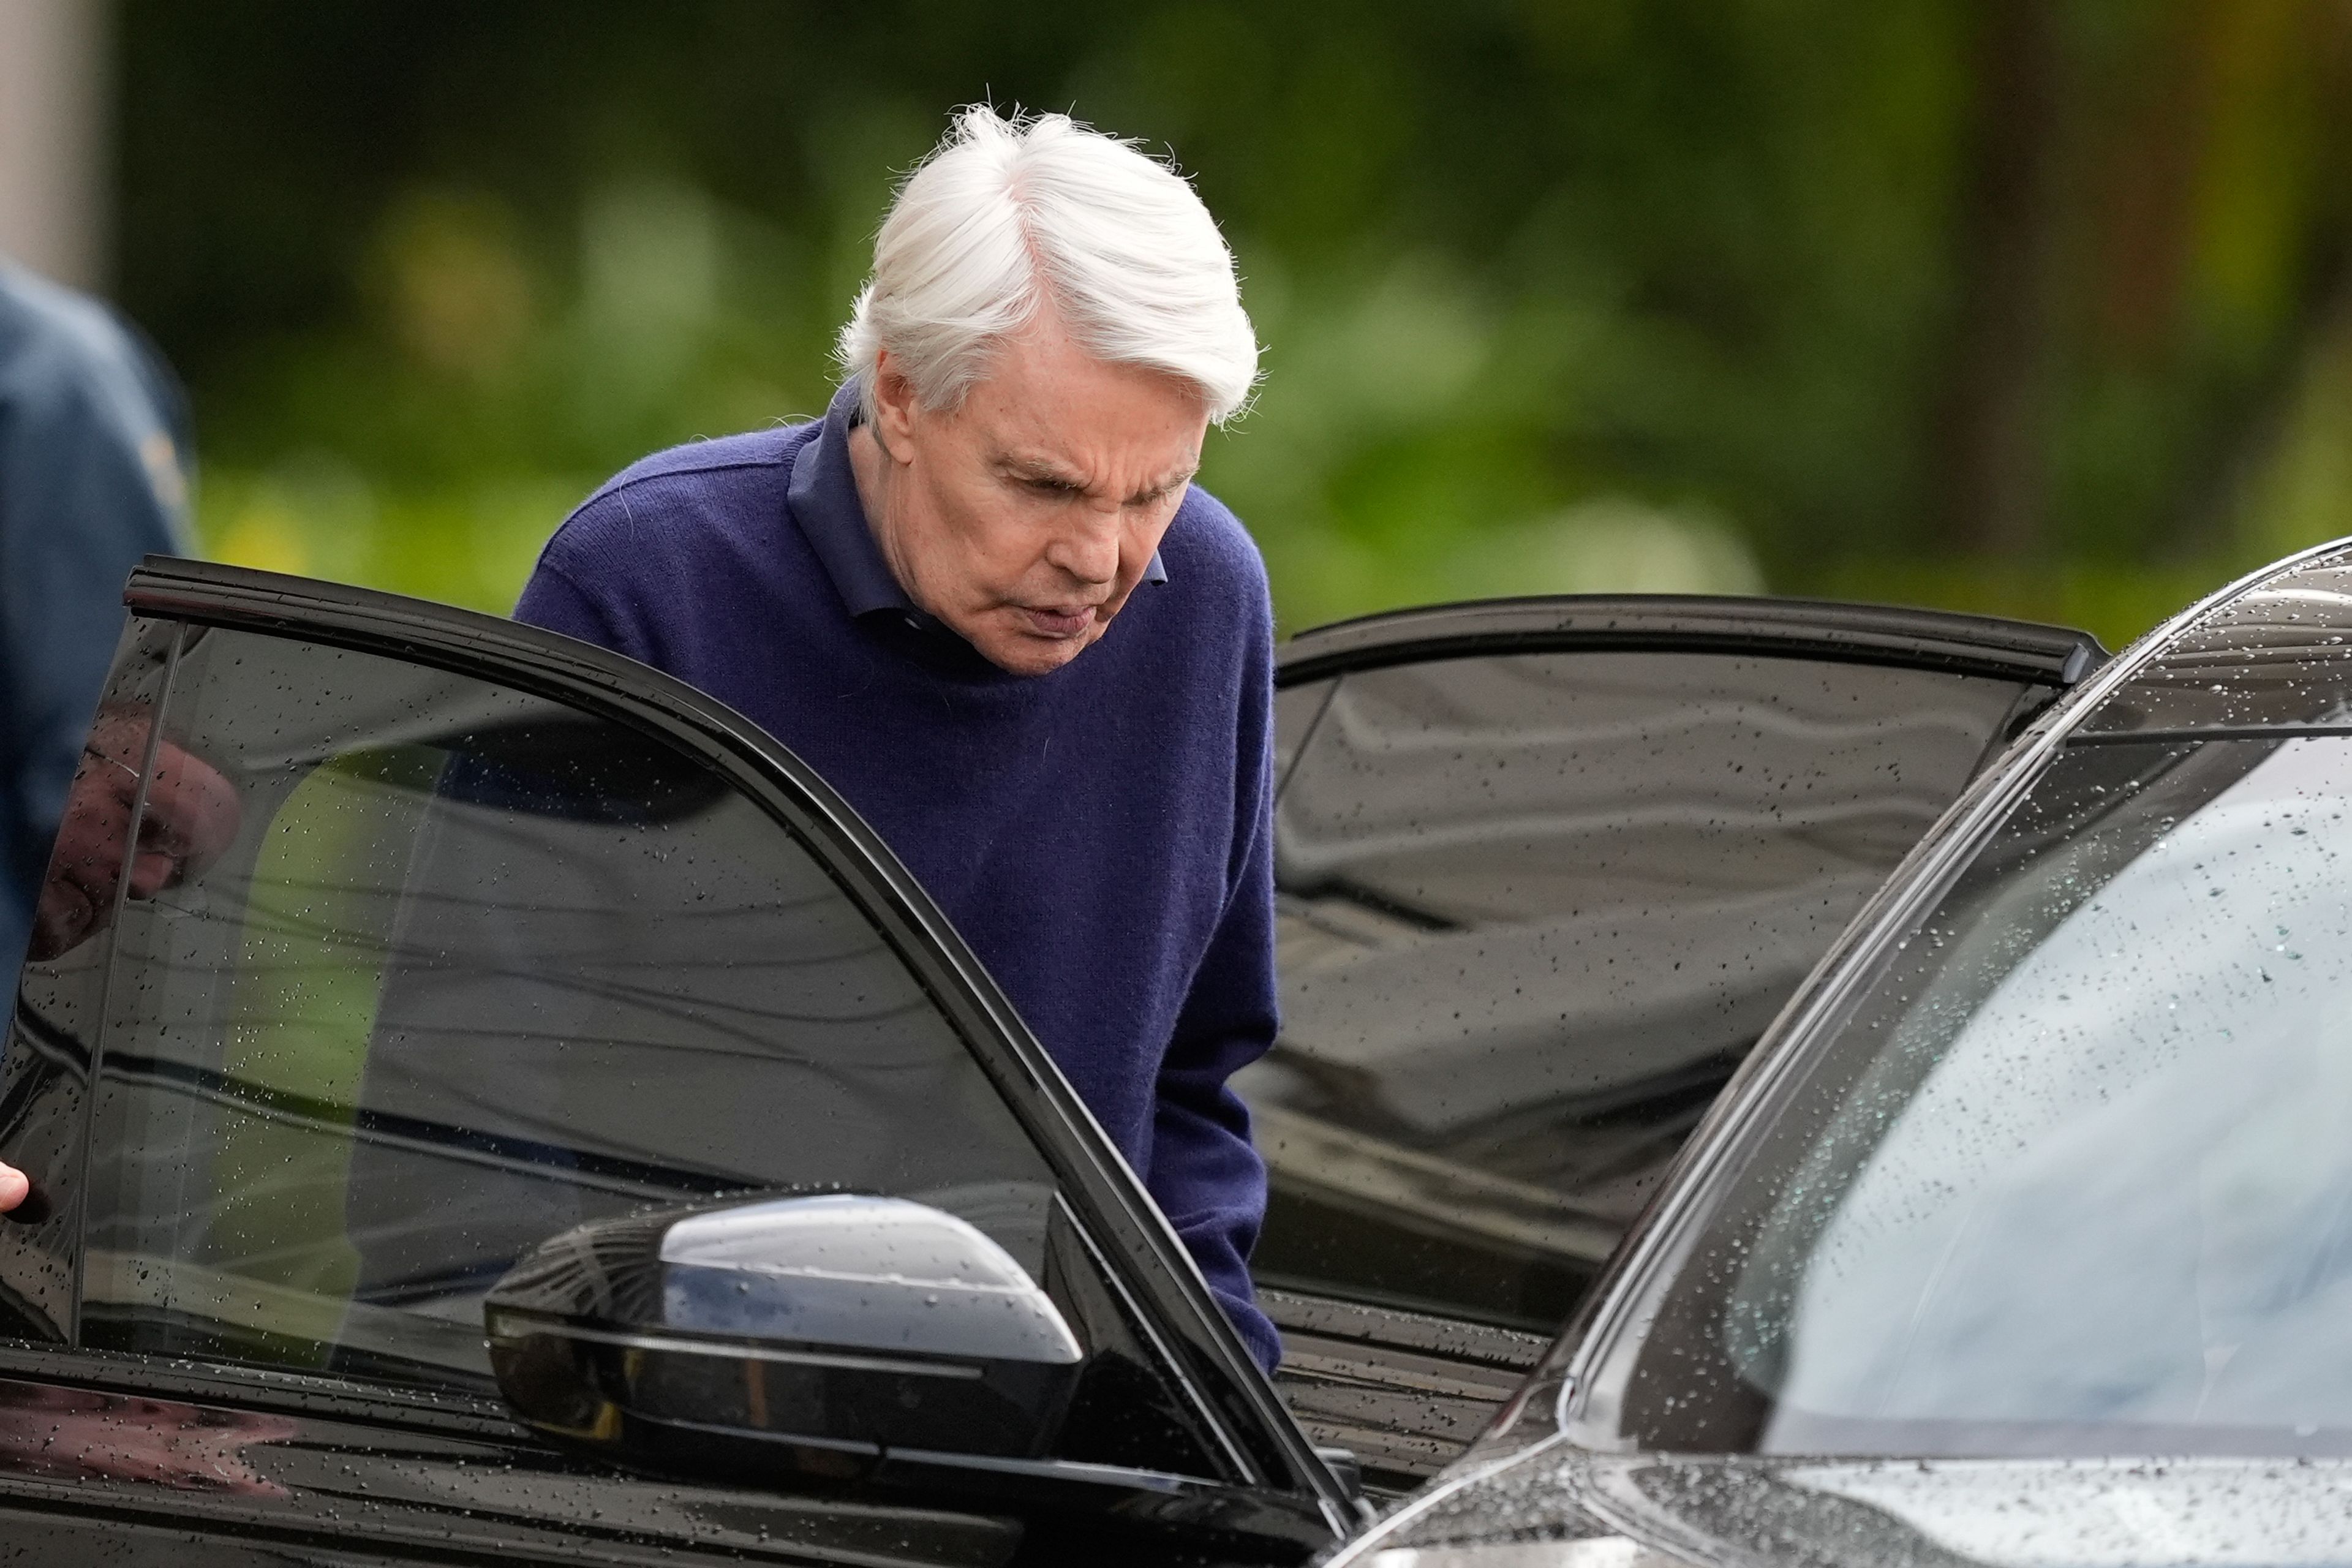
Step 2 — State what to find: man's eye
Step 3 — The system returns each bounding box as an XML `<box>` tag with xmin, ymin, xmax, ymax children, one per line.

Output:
<box><xmin>1025</xmin><ymin>478</ymin><xmax>1077</xmax><ymax>497</ymax></box>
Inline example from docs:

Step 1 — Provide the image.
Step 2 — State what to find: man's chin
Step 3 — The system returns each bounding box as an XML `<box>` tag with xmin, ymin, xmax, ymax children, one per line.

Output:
<box><xmin>959</xmin><ymin>620</ymin><xmax>1096</xmax><ymax>677</ymax></box>
<box><xmin>978</xmin><ymin>639</ymin><xmax>1077</xmax><ymax>677</ymax></box>
<box><xmin>974</xmin><ymin>630</ymin><xmax>1098</xmax><ymax>676</ymax></box>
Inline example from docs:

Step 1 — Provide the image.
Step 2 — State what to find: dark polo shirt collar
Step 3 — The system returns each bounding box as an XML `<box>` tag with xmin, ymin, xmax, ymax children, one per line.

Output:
<box><xmin>786</xmin><ymin>379</ymin><xmax>1166</xmax><ymax>633</ymax></box>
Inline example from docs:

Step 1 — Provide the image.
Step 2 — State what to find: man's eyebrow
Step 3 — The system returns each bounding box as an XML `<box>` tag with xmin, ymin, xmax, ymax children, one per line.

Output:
<box><xmin>993</xmin><ymin>453</ymin><xmax>1200</xmax><ymax>499</ymax></box>
<box><xmin>1114</xmin><ymin>464</ymin><xmax>1199</xmax><ymax>505</ymax></box>
<box><xmin>994</xmin><ymin>453</ymin><xmax>1087</xmax><ymax>486</ymax></box>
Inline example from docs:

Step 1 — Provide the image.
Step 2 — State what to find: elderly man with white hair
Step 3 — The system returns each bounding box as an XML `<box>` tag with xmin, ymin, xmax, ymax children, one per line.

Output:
<box><xmin>514</xmin><ymin>107</ymin><xmax>1283</xmax><ymax>1368</ymax></box>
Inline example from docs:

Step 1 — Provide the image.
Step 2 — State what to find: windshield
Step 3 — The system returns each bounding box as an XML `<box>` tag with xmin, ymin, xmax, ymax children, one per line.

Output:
<box><xmin>1578</xmin><ymin>729</ymin><xmax>2352</xmax><ymax>1457</ymax></box>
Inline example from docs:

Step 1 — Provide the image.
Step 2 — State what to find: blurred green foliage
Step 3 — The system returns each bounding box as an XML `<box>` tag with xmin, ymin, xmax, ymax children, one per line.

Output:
<box><xmin>113</xmin><ymin>0</ymin><xmax>2352</xmax><ymax>646</ymax></box>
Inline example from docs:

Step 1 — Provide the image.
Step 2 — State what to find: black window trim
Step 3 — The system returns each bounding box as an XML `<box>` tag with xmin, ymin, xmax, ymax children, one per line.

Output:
<box><xmin>84</xmin><ymin>554</ymin><xmax>1350</xmax><ymax>1529</ymax></box>
<box><xmin>0</xmin><ymin>1337</ymin><xmax>524</xmax><ymax>1439</ymax></box>
<box><xmin>1276</xmin><ymin>594</ymin><xmax>2108</xmax><ymax>690</ymax></box>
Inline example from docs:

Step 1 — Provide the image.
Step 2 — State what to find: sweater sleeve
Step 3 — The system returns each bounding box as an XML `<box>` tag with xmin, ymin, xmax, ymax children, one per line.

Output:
<box><xmin>1145</xmin><ymin>602</ymin><xmax>1283</xmax><ymax>1373</ymax></box>
<box><xmin>513</xmin><ymin>548</ymin><xmax>644</xmax><ymax>662</ymax></box>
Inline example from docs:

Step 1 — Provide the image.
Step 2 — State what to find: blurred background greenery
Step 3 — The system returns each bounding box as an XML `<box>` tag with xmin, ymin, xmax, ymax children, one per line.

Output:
<box><xmin>89</xmin><ymin>0</ymin><xmax>2352</xmax><ymax>646</ymax></box>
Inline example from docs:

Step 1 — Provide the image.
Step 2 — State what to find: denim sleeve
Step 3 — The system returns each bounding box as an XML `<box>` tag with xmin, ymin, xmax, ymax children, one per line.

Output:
<box><xmin>0</xmin><ymin>318</ymin><xmax>186</xmax><ymax>974</ymax></box>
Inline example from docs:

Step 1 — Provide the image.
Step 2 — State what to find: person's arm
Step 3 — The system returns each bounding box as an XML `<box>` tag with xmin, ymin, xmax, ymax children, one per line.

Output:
<box><xmin>0</xmin><ymin>347</ymin><xmax>185</xmax><ymax>959</ymax></box>
<box><xmin>513</xmin><ymin>552</ymin><xmax>643</xmax><ymax>658</ymax></box>
<box><xmin>1147</xmin><ymin>805</ymin><xmax>1283</xmax><ymax>1371</ymax></box>
<box><xmin>1145</xmin><ymin>579</ymin><xmax>1284</xmax><ymax>1372</ymax></box>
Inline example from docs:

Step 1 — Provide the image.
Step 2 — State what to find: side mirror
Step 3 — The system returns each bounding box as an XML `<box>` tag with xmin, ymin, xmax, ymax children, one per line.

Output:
<box><xmin>485</xmin><ymin>1193</ymin><xmax>1084</xmax><ymax>1476</ymax></box>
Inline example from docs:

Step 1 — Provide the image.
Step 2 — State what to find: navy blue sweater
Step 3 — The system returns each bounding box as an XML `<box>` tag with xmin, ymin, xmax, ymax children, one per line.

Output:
<box><xmin>516</xmin><ymin>391</ymin><xmax>1283</xmax><ymax>1369</ymax></box>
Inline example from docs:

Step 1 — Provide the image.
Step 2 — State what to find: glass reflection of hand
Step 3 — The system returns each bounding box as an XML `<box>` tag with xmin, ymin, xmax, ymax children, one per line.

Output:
<box><xmin>27</xmin><ymin>708</ymin><xmax>241</xmax><ymax>963</ymax></box>
<box><xmin>0</xmin><ymin>1384</ymin><xmax>295</xmax><ymax>1495</ymax></box>
<box><xmin>3</xmin><ymin>709</ymin><xmax>240</xmax><ymax>1218</ymax></box>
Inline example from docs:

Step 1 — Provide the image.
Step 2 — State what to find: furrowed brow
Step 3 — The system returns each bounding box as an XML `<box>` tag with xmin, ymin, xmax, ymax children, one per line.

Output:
<box><xmin>994</xmin><ymin>451</ymin><xmax>1087</xmax><ymax>486</ymax></box>
<box><xmin>993</xmin><ymin>451</ymin><xmax>1198</xmax><ymax>503</ymax></box>
<box><xmin>1128</xmin><ymin>464</ymin><xmax>1199</xmax><ymax>505</ymax></box>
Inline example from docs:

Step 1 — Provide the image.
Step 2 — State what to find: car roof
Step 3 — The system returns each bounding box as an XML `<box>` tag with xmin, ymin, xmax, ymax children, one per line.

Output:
<box><xmin>2062</xmin><ymin>540</ymin><xmax>2352</xmax><ymax>739</ymax></box>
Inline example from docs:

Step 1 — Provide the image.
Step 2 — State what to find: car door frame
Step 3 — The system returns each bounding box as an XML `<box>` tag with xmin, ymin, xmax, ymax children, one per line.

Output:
<box><xmin>1278</xmin><ymin>592</ymin><xmax>2104</xmax><ymax>696</ymax></box>
<box><xmin>1259</xmin><ymin>592</ymin><xmax>2107</xmax><ymax>1486</ymax></box>
<box><xmin>0</xmin><ymin>555</ymin><xmax>1359</xmax><ymax>1559</ymax></box>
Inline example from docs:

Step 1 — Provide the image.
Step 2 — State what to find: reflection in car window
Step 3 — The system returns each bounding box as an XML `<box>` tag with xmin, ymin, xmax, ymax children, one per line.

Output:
<box><xmin>1597</xmin><ymin>734</ymin><xmax>2352</xmax><ymax>1457</ymax></box>
<box><xmin>74</xmin><ymin>630</ymin><xmax>1060</xmax><ymax>1395</ymax></box>
<box><xmin>1245</xmin><ymin>651</ymin><xmax>2034</xmax><ymax>1330</ymax></box>
<box><xmin>0</xmin><ymin>617</ymin><xmax>181</xmax><ymax>1343</ymax></box>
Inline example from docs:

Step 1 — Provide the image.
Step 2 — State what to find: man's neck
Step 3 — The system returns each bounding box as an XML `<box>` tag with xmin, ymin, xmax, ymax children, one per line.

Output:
<box><xmin>846</xmin><ymin>422</ymin><xmax>918</xmax><ymax>608</ymax></box>
<box><xmin>846</xmin><ymin>421</ymin><xmax>886</xmax><ymax>540</ymax></box>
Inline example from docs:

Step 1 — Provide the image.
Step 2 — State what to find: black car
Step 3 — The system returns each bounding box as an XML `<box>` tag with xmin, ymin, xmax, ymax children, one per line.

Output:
<box><xmin>1335</xmin><ymin>537</ymin><xmax>2352</xmax><ymax>1566</ymax></box>
<box><xmin>0</xmin><ymin>556</ymin><xmax>2107</xmax><ymax>1564</ymax></box>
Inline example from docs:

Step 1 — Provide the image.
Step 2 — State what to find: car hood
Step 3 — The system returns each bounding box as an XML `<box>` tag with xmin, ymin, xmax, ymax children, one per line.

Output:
<box><xmin>1346</xmin><ymin>1440</ymin><xmax>2352</xmax><ymax>1567</ymax></box>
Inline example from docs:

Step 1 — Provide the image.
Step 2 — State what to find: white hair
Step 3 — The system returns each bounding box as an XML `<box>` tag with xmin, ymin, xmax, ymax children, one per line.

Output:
<box><xmin>837</xmin><ymin>106</ymin><xmax>1260</xmax><ymax>426</ymax></box>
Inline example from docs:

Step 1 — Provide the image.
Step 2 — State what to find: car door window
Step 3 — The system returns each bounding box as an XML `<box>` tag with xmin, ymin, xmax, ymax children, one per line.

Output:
<box><xmin>1244</xmin><ymin>650</ymin><xmax>2038</xmax><ymax>1332</ymax></box>
<box><xmin>57</xmin><ymin>624</ymin><xmax>1223</xmax><ymax>1478</ymax></box>
<box><xmin>0</xmin><ymin>616</ymin><xmax>179</xmax><ymax>1344</ymax></box>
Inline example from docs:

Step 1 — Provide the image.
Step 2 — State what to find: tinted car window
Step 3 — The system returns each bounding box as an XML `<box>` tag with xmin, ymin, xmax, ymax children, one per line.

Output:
<box><xmin>0</xmin><ymin>617</ymin><xmax>179</xmax><ymax>1343</ymax></box>
<box><xmin>72</xmin><ymin>628</ymin><xmax>1060</xmax><ymax>1392</ymax></box>
<box><xmin>1274</xmin><ymin>677</ymin><xmax>1335</xmax><ymax>786</ymax></box>
<box><xmin>1244</xmin><ymin>650</ymin><xmax>2035</xmax><ymax>1330</ymax></box>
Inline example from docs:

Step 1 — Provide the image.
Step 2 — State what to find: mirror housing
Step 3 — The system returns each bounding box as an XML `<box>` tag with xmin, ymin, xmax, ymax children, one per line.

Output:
<box><xmin>486</xmin><ymin>1193</ymin><xmax>1085</xmax><ymax>1474</ymax></box>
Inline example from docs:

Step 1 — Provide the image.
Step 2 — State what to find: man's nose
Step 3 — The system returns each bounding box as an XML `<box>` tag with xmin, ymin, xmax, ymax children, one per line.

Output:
<box><xmin>1046</xmin><ymin>511</ymin><xmax>1121</xmax><ymax>587</ymax></box>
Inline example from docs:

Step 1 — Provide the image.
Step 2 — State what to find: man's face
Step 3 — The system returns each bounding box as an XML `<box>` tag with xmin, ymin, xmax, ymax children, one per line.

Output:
<box><xmin>863</xmin><ymin>318</ymin><xmax>1210</xmax><ymax>676</ymax></box>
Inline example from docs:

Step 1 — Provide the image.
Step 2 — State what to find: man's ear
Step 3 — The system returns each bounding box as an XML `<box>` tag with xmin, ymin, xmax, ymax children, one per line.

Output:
<box><xmin>869</xmin><ymin>353</ymin><xmax>921</xmax><ymax>466</ymax></box>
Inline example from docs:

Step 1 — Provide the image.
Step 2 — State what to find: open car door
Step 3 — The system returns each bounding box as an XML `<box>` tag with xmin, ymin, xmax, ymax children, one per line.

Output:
<box><xmin>1243</xmin><ymin>596</ymin><xmax>2106</xmax><ymax>1491</ymax></box>
<box><xmin>0</xmin><ymin>560</ymin><xmax>1359</xmax><ymax>1566</ymax></box>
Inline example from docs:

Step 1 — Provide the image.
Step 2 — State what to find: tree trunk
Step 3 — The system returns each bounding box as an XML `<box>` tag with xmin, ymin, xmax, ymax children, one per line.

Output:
<box><xmin>0</xmin><ymin>0</ymin><xmax>110</xmax><ymax>288</ymax></box>
<box><xmin>1932</xmin><ymin>0</ymin><xmax>2065</xmax><ymax>560</ymax></box>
